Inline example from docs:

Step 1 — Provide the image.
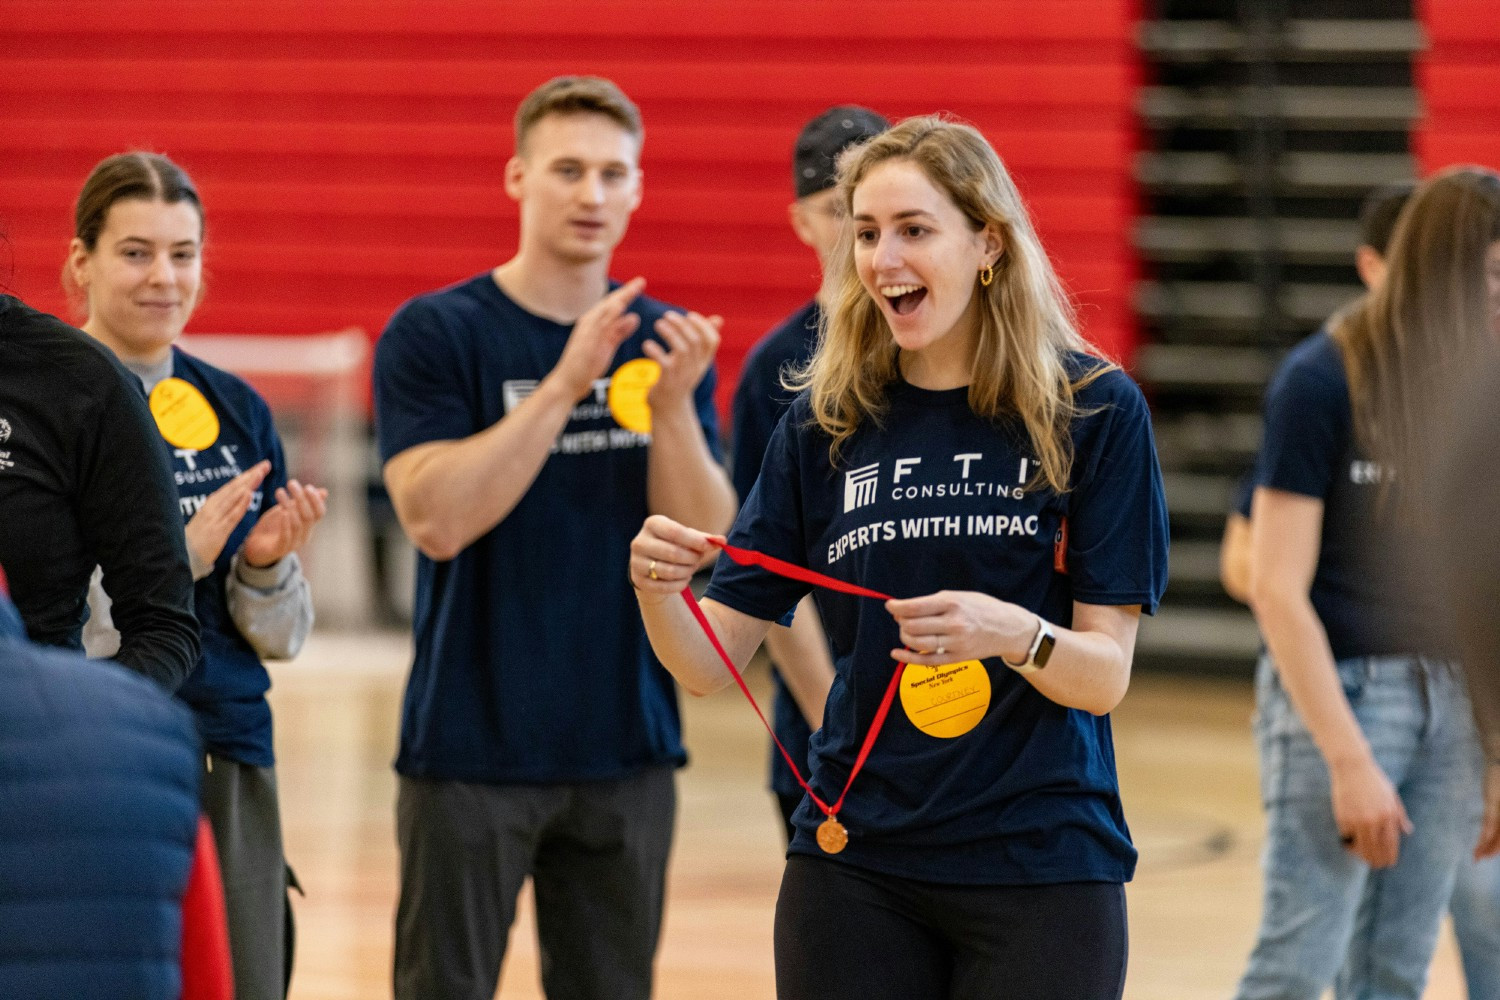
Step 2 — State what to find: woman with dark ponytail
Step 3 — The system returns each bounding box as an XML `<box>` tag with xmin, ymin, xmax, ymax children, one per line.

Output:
<box><xmin>65</xmin><ymin>151</ymin><xmax>328</xmax><ymax>1000</ymax></box>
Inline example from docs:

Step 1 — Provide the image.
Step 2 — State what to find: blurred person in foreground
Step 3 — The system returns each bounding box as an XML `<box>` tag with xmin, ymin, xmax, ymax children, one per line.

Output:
<box><xmin>1436</xmin><ymin>343</ymin><xmax>1500</xmax><ymax>836</ymax></box>
<box><xmin>1223</xmin><ymin>177</ymin><xmax>1500</xmax><ymax>998</ymax></box>
<box><xmin>0</xmin><ymin>563</ymin><xmax>232</xmax><ymax>1000</ymax></box>
<box><xmin>0</xmin><ymin>291</ymin><xmax>198</xmax><ymax>687</ymax></box>
<box><xmin>1231</xmin><ymin>167</ymin><xmax>1500</xmax><ymax>1000</ymax></box>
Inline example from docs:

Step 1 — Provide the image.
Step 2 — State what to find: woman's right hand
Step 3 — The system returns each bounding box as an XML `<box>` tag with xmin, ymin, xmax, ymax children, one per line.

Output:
<box><xmin>1329</xmin><ymin>754</ymin><xmax>1413</xmax><ymax>868</ymax></box>
<box><xmin>184</xmin><ymin>461</ymin><xmax>271</xmax><ymax>572</ymax></box>
<box><xmin>630</xmin><ymin>514</ymin><xmax>715</xmax><ymax>604</ymax></box>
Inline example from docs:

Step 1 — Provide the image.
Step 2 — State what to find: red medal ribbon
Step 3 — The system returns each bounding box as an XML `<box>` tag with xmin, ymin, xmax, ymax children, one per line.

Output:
<box><xmin>676</xmin><ymin>537</ymin><xmax>908</xmax><ymax>827</ymax></box>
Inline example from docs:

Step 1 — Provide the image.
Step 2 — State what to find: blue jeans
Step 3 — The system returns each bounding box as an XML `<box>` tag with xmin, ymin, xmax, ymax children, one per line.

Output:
<box><xmin>1450</xmin><ymin>852</ymin><xmax>1500</xmax><ymax>1000</ymax></box>
<box><xmin>1234</xmin><ymin>655</ymin><xmax>1483</xmax><ymax>1000</ymax></box>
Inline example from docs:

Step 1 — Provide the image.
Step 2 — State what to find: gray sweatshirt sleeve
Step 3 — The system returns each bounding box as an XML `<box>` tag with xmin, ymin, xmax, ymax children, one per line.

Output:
<box><xmin>226</xmin><ymin>551</ymin><xmax>313</xmax><ymax>660</ymax></box>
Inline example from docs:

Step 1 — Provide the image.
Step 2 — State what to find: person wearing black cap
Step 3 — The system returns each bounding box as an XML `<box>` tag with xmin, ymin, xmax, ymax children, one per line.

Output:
<box><xmin>730</xmin><ymin>105</ymin><xmax>889</xmax><ymax>842</ymax></box>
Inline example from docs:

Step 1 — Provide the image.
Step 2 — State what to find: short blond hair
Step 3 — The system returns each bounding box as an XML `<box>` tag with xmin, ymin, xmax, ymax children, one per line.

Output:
<box><xmin>514</xmin><ymin>76</ymin><xmax>643</xmax><ymax>155</ymax></box>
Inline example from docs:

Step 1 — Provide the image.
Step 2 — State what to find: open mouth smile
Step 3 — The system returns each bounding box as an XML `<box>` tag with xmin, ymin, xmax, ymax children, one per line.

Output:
<box><xmin>879</xmin><ymin>283</ymin><xmax>928</xmax><ymax>316</ymax></box>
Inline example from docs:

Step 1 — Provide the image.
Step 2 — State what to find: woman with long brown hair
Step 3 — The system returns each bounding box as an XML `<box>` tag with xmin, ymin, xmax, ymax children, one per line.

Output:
<box><xmin>1233</xmin><ymin>166</ymin><xmax>1500</xmax><ymax>999</ymax></box>
<box><xmin>630</xmin><ymin>116</ymin><xmax>1168</xmax><ymax>999</ymax></box>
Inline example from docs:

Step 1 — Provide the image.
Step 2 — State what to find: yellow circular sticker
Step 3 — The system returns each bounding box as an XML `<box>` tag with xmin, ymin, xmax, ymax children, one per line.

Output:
<box><xmin>608</xmin><ymin>357</ymin><xmax>662</xmax><ymax>434</ymax></box>
<box><xmin>899</xmin><ymin>660</ymin><xmax>992</xmax><ymax>739</ymax></box>
<box><xmin>149</xmin><ymin>377</ymin><xmax>220</xmax><ymax>450</ymax></box>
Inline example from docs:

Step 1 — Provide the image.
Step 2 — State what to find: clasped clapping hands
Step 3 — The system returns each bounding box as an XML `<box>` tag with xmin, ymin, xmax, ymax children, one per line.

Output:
<box><xmin>185</xmin><ymin>459</ymin><xmax>329</xmax><ymax>571</ymax></box>
<box><xmin>555</xmin><ymin>276</ymin><xmax>721</xmax><ymax>409</ymax></box>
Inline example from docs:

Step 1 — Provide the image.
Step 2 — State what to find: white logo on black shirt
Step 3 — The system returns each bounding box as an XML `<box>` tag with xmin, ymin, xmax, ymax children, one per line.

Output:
<box><xmin>844</xmin><ymin>462</ymin><xmax>880</xmax><ymax>512</ymax></box>
<box><xmin>0</xmin><ymin>418</ymin><xmax>10</xmax><ymax>443</ymax></box>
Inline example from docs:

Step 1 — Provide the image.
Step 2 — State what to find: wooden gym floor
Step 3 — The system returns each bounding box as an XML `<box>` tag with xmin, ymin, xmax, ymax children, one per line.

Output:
<box><xmin>269</xmin><ymin>632</ymin><xmax>1466</xmax><ymax>999</ymax></box>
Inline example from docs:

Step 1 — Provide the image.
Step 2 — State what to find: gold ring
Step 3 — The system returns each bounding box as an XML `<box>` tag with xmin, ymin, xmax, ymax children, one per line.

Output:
<box><xmin>648</xmin><ymin>559</ymin><xmax>659</xmax><ymax>581</ymax></box>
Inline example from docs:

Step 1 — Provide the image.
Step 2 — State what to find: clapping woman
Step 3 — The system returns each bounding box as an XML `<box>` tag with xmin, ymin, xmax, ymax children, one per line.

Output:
<box><xmin>65</xmin><ymin>152</ymin><xmax>327</xmax><ymax>1000</ymax></box>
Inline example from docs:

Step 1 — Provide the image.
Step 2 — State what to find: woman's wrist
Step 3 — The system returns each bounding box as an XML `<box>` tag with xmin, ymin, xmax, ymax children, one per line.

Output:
<box><xmin>631</xmin><ymin>580</ymin><xmax>675</xmax><ymax>608</ymax></box>
<box><xmin>1000</xmin><ymin>612</ymin><xmax>1042</xmax><ymax>666</ymax></box>
<box><xmin>1324</xmin><ymin>741</ymin><xmax>1377</xmax><ymax>774</ymax></box>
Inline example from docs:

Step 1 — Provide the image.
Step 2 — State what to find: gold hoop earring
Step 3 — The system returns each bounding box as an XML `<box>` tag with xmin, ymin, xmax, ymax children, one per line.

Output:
<box><xmin>979</xmin><ymin>263</ymin><xmax>995</xmax><ymax>287</ymax></box>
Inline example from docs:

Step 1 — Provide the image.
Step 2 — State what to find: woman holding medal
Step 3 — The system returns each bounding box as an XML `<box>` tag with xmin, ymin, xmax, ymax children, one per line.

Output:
<box><xmin>64</xmin><ymin>151</ymin><xmax>327</xmax><ymax>1000</ymax></box>
<box><xmin>631</xmin><ymin>116</ymin><xmax>1168</xmax><ymax>999</ymax></box>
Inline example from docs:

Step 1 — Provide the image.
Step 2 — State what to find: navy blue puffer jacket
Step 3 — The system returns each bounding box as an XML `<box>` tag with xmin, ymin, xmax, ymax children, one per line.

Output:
<box><xmin>0</xmin><ymin>593</ymin><xmax>202</xmax><ymax>999</ymax></box>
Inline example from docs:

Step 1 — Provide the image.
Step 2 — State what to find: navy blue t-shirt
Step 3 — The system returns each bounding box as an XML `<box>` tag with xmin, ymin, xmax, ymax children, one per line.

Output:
<box><xmin>374</xmin><ymin>273</ymin><xmax>722</xmax><ymax>783</ymax></box>
<box><xmin>1233</xmin><ymin>465</ymin><xmax>1256</xmax><ymax>519</ymax></box>
<box><xmin>730</xmin><ymin>300</ymin><xmax>822</xmax><ymax>798</ymax></box>
<box><xmin>1257</xmin><ymin>329</ymin><xmax>1448</xmax><ymax>661</ymax></box>
<box><xmin>706</xmin><ymin>357</ymin><xmax>1169</xmax><ymax>885</ymax></box>
<box><xmin>166</xmin><ymin>348</ymin><xmax>286</xmax><ymax>766</ymax></box>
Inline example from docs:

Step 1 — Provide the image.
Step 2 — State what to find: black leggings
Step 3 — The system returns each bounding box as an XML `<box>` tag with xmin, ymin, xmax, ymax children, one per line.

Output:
<box><xmin>775</xmin><ymin>792</ymin><xmax>802</xmax><ymax>846</ymax></box>
<box><xmin>774</xmin><ymin>855</ymin><xmax>1127</xmax><ymax>1000</ymax></box>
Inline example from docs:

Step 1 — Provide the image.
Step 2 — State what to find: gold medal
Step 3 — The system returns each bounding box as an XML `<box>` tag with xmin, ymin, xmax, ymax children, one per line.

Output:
<box><xmin>816</xmin><ymin>816</ymin><xmax>849</xmax><ymax>854</ymax></box>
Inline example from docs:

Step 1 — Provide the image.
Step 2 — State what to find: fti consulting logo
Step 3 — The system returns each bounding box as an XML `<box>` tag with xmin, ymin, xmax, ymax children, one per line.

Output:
<box><xmin>502</xmin><ymin>380</ymin><xmax>539</xmax><ymax>413</ymax></box>
<box><xmin>843</xmin><ymin>462</ymin><xmax>880</xmax><ymax>513</ymax></box>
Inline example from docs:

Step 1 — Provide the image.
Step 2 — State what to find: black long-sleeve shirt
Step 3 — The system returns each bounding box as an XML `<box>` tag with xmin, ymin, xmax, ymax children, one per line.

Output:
<box><xmin>0</xmin><ymin>295</ymin><xmax>199</xmax><ymax>688</ymax></box>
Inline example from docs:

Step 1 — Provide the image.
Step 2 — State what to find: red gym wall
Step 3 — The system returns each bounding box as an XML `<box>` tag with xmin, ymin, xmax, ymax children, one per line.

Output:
<box><xmin>0</xmin><ymin>0</ymin><xmax>1140</xmax><ymax>419</ymax></box>
<box><xmin>1412</xmin><ymin>0</ymin><xmax>1500</xmax><ymax>173</ymax></box>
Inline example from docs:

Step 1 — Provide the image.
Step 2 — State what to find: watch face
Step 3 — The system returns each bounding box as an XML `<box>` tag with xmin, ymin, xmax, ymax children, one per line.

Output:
<box><xmin>1033</xmin><ymin>632</ymin><xmax>1057</xmax><ymax>669</ymax></box>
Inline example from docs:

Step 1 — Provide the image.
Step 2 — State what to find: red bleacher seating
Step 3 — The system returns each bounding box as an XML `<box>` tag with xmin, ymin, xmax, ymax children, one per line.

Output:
<box><xmin>0</xmin><ymin>0</ymin><xmax>1141</xmax><ymax>415</ymax></box>
<box><xmin>1414</xmin><ymin>0</ymin><xmax>1500</xmax><ymax>174</ymax></box>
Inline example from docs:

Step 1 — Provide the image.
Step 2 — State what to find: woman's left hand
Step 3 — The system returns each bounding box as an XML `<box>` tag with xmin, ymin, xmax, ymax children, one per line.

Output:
<box><xmin>885</xmin><ymin>590</ymin><xmax>1036</xmax><ymax>665</ymax></box>
<box><xmin>241</xmin><ymin>479</ymin><xmax>329</xmax><ymax>569</ymax></box>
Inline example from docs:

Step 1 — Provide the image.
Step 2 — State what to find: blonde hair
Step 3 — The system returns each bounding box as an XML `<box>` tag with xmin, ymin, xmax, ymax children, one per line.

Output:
<box><xmin>1334</xmin><ymin>166</ymin><xmax>1500</xmax><ymax>480</ymax></box>
<box><xmin>791</xmin><ymin>115</ymin><xmax>1111</xmax><ymax>493</ymax></box>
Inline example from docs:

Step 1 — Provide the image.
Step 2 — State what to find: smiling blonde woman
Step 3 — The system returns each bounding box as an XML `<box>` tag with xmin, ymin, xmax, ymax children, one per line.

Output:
<box><xmin>631</xmin><ymin>116</ymin><xmax>1169</xmax><ymax>1000</ymax></box>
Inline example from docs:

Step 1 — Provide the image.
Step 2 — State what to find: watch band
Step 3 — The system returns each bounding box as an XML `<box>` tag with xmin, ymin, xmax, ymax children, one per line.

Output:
<box><xmin>1006</xmin><ymin>617</ymin><xmax>1056</xmax><ymax>675</ymax></box>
